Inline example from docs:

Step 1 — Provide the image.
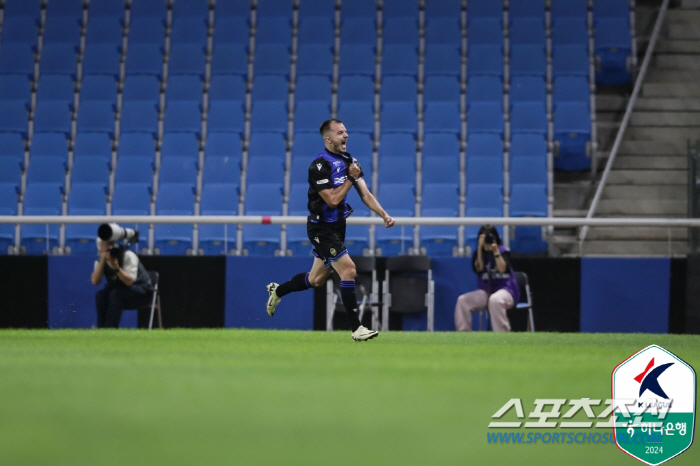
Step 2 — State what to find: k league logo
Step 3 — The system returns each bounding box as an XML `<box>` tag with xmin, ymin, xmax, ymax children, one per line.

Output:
<box><xmin>612</xmin><ymin>345</ymin><xmax>696</xmax><ymax>465</ymax></box>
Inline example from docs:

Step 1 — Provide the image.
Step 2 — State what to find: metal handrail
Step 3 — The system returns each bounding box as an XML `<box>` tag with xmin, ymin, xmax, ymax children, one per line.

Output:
<box><xmin>579</xmin><ymin>0</ymin><xmax>671</xmax><ymax>243</ymax></box>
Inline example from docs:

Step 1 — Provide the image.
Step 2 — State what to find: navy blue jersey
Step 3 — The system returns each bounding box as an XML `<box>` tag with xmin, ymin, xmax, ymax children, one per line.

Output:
<box><xmin>307</xmin><ymin>149</ymin><xmax>365</xmax><ymax>223</ymax></box>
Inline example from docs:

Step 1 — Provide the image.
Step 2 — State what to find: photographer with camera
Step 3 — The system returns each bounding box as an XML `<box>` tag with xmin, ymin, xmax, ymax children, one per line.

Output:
<box><xmin>454</xmin><ymin>225</ymin><xmax>519</xmax><ymax>332</ymax></box>
<box><xmin>91</xmin><ymin>224</ymin><xmax>152</xmax><ymax>328</ymax></box>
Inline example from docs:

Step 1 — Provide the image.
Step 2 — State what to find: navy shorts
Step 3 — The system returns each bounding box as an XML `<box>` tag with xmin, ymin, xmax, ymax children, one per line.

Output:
<box><xmin>307</xmin><ymin>221</ymin><xmax>348</xmax><ymax>268</ymax></box>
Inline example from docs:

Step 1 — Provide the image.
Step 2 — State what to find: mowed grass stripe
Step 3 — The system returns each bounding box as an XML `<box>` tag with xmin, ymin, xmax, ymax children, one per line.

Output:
<box><xmin>0</xmin><ymin>330</ymin><xmax>698</xmax><ymax>466</ymax></box>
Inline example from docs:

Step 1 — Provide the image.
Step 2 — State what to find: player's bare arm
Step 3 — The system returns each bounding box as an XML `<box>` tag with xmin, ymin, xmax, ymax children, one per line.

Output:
<box><xmin>354</xmin><ymin>178</ymin><xmax>395</xmax><ymax>228</ymax></box>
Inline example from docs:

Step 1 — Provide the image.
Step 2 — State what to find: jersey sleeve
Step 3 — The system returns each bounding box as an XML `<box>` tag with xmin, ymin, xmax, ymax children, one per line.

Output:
<box><xmin>308</xmin><ymin>159</ymin><xmax>333</xmax><ymax>192</ymax></box>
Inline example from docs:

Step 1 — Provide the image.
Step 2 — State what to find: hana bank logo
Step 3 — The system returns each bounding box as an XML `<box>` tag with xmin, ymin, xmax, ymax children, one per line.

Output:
<box><xmin>612</xmin><ymin>345</ymin><xmax>696</xmax><ymax>465</ymax></box>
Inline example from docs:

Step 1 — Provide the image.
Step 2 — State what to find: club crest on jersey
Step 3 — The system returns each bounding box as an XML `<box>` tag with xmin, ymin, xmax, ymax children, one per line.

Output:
<box><xmin>330</xmin><ymin>248</ymin><xmax>336</xmax><ymax>256</ymax></box>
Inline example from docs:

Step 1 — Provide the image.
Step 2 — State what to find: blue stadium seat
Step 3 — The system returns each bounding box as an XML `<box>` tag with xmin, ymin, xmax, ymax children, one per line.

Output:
<box><xmin>594</xmin><ymin>18</ymin><xmax>632</xmax><ymax>85</ymax></box>
<box><xmin>128</xmin><ymin>17</ymin><xmax>166</xmax><ymax>45</ymax></box>
<box><xmin>510</xmin><ymin>102</ymin><xmax>548</xmax><ymax>136</ymax></box>
<box><xmin>169</xmin><ymin>45</ymin><xmax>207</xmax><ymax>75</ymax></box>
<box><xmin>0</xmin><ymin>133</ymin><xmax>26</xmax><ymax>163</ymax></box>
<box><xmin>212</xmin><ymin>16</ymin><xmax>249</xmax><ymax>46</ymax></box>
<box><xmin>467</xmin><ymin>76</ymin><xmax>503</xmax><ymax>104</ymax></box>
<box><xmin>422</xmin><ymin>133</ymin><xmax>460</xmax><ymax>159</ymax></box>
<box><xmin>466</xmin><ymin>156</ymin><xmax>503</xmax><ymax>187</ymax></box>
<box><xmin>88</xmin><ymin>0</ymin><xmax>125</xmax><ymax>17</ymax></box>
<box><xmin>255</xmin><ymin>17</ymin><xmax>292</xmax><ymax>46</ymax></box>
<box><xmin>553</xmin><ymin>102</ymin><xmax>591</xmax><ymax>171</ymax></box>
<box><xmin>71</xmin><ymin>157</ymin><xmax>110</xmax><ymax>184</ymax></box>
<box><xmin>207</xmin><ymin>100</ymin><xmax>245</xmax><ymax>133</ymax></box>
<box><xmin>154</xmin><ymin>183</ymin><xmax>195</xmax><ymax>255</ymax></box>
<box><xmin>467</xmin><ymin>18</ymin><xmax>503</xmax><ymax>46</ymax></box>
<box><xmin>381</xmin><ymin>44</ymin><xmax>418</xmax><ymax>77</ymax></box>
<box><xmin>111</xmin><ymin>182</ymin><xmax>152</xmax><ymax>215</ymax></box>
<box><xmin>467</xmin><ymin>45</ymin><xmax>503</xmax><ymax>77</ymax></box>
<box><xmin>595</xmin><ymin>0</ymin><xmax>631</xmax><ymax>18</ymax></box>
<box><xmin>295</xmin><ymin>76</ymin><xmax>332</xmax><ymax>104</ymax></box>
<box><xmin>466</xmin><ymin>133</ymin><xmax>503</xmax><ymax>158</ymax></box>
<box><xmin>161</xmin><ymin>132</ymin><xmax>200</xmax><ymax>158</ymax></box>
<box><xmin>510</xmin><ymin>134</ymin><xmax>547</xmax><ymax>159</ymax></box>
<box><xmin>0</xmin><ymin>157</ymin><xmax>22</xmax><ymax>185</ymax></box>
<box><xmin>337</xmin><ymin>101</ymin><xmax>374</xmax><ymax>133</ymax></box>
<box><xmin>202</xmin><ymin>155</ymin><xmax>242</xmax><ymax>186</ymax></box>
<box><xmin>381</xmin><ymin>101</ymin><xmax>417</xmax><ymax>134</ymax></box>
<box><xmin>251</xmin><ymin>75</ymin><xmax>290</xmax><ymax>102</ymax></box>
<box><xmin>209</xmin><ymin>74</ymin><xmax>247</xmax><ymax>101</ymax></box>
<box><xmin>465</xmin><ymin>184</ymin><xmax>503</xmax><ymax>212</ymax></box>
<box><xmin>171</xmin><ymin>0</ymin><xmax>210</xmax><ymax>19</ymax></box>
<box><xmin>382</xmin><ymin>0</ymin><xmax>419</xmax><ymax>19</ymax></box>
<box><xmin>163</xmin><ymin>101</ymin><xmax>202</xmax><ymax>132</ymax></box>
<box><xmin>124</xmin><ymin>44</ymin><xmax>164</xmax><ymax>76</ymax></box>
<box><xmin>424</xmin><ymin>0</ymin><xmax>461</xmax><ymax>18</ymax></box>
<box><xmin>552</xmin><ymin>44</ymin><xmax>590</xmax><ymax>78</ymax></box>
<box><xmin>0</xmin><ymin>43</ymin><xmax>36</xmax><ymax>76</ymax></box>
<box><xmin>36</xmin><ymin>75</ymin><xmax>75</xmax><ymax>102</ymax></box>
<box><xmin>551</xmin><ymin>0</ymin><xmax>588</xmax><ymax>19</ymax></box>
<box><xmin>246</xmin><ymin>155</ymin><xmax>285</xmax><ymax>184</ymax></box>
<box><xmin>338</xmin><ymin>44</ymin><xmax>376</xmax><ymax>77</ymax></box>
<box><xmin>158</xmin><ymin>156</ymin><xmax>198</xmax><ymax>185</ymax></box>
<box><xmin>509</xmin><ymin>183</ymin><xmax>548</xmax><ymax>254</ymax></box>
<box><xmin>375</xmin><ymin>183</ymin><xmax>415</xmax><ymax>256</ymax></box>
<box><xmin>119</xmin><ymin>101</ymin><xmax>159</xmax><ymax>133</ymax></box>
<box><xmin>117</xmin><ymin>132</ymin><xmax>156</xmax><ymax>158</ymax></box>
<box><xmin>85</xmin><ymin>17</ymin><xmax>123</xmax><ymax>44</ymax></box>
<box><xmin>242</xmin><ymin>182</ymin><xmax>283</xmax><ymax>256</ymax></box>
<box><xmin>509</xmin><ymin>0</ymin><xmax>545</xmax><ymax>19</ymax></box>
<box><xmin>170</xmin><ymin>17</ymin><xmax>208</xmax><ymax>46</ymax></box>
<box><xmin>467</xmin><ymin>0</ymin><xmax>502</xmax><ymax>19</ymax></box>
<box><xmin>340</xmin><ymin>0</ymin><xmax>377</xmax><ymax>18</ymax></box>
<box><xmin>423</xmin><ymin>101</ymin><xmax>460</xmax><ymax>134</ymax></box>
<box><xmin>286</xmin><ymin>182</ymin><xmax>313</xmax><ymax>256</ymax></box>
<box><xmin>20</xmin><ymin>183</ymin><xmax>62</xmax><ymax>255</ymax></box>
<box><xmin>76</xmin><ymin>100</ymin><xmax>115</xmax><ymax>132</ymax></box>
<box><xmin>291</xmin><ymin>132</ymin><xmax>323</xmax><ymax>159</ymax></box>
<box><xmin>551</xmin><ymin>18</ymin><xmax>588</xmax><ymax>45</ymax></box>
<box><xmin>378</xmin><ymin>133</ymin><xmax>415</xmax><ymax>159</ymax></box>
<box><xmin>382</xmin><ymin>17</ymin><xmax>419</xmax><ymax>46</ymax></box>
<box><xmin>122</xmin><ymin>75</ymin><xmax>160</xmax><ymax>102</ymax></box>
<box><xmin>26</xmin><ymin>155</ymin><xmax>66</xmax><ymax>185</ymax></box>
<box><xmin>297</xmin><ymin>17</ymin><xmax>334</xmax><ymax>45</ymax></box>
<box><xmin>378</xmin><ymin>155</ymin><xmax>415</xmax><ymax>185</ymax></box>
<box><xmin>198</xmin><ymin>183</ymin><xmax>239</xmax><ymax>255</ymax></box>
<box><xmin>510</xmin><ymin>157</ymin><xmax>547</xmax><ymax>187</ymax></box>
<box><xmin>424</xmin><ymin>44</ymin><xmax>461</xmax><ymax>77</ymax></box>
<box><xmin>298</xmin><ymin>0</ymin><xmax>336</xmax><ymax>18</ymax></box>
<box><xmin>423</xmin><ymin>75</ymin><xmax>460</xmax><ymax>102</ymax></box>
<box><xmin>467</xmin><ymin>102</ymin><xmax>504</xmax><ymax>136</ymax></box>
<box><xmin>553</xmin><ymin>76</ymin><xmax>590</xmax><ymax>104</ymax></box>
<box><xmin>247</xmin><ymin>132</ymin><xmax>287</xmax><ymax>159</ymax></box>
<box><xmin>0</xmin><ymin>75</ymin><xmax>32</xmax><ymax>103</ymax></box>
<box><xmin>210</xmin><ymin>43</ymin><xmax>248</xmax><ymax>76</ymax></box>
<box><xmin>65</xmin><ymin>182</ymin><xmax>107</xmax><ymax>255</ymax></box>
<box><xmin>0</xmin><ymin>16</ymin><xmax>40</xmax><ymax>44</ymax></box>
<box><xmin>340</xmin><ymin>16</ymin><xmax>376</xmax><ymax>46</ymax></box>
<box><xmin>510</xmin><ymin>76</ymin><xmax>546</xmax><ymax>103</ymax></box>
<box><xmin>129</xmin><ymin>0</ymin><xmax>168</xmax><ymax>18</ymax></box>
<box><xmin>38</xmin><ymin>44</ymin><xmax>79</xmax><ymax>76</ymax></box>
<box><xmin>509</xmin><ymin>18</ymin><xmax>546</xmax><ymax>47</ymax></box>
<box><xmin>337</xmin><ymin>75</ymin><xmax>374</xmax><ymax>102</ymax></box>
<box><xmin>296</xmin><ymin>43</ymin><xmax>334</xmax><ymax>77</ymax></box>
<box><xmin>82</xmin><ymin>44</ymin><xmax>121</xmax><ymax>76</ymax></box>
<box><xmin>204</xmin><ymin>132</ymin><xmax>243</xmax><ymax>158</ymax></box>
<box><xmin>510</xmin><ymin>45</ymin><xmax>547</xmax><ymax>77</ymax></box>
<box><xmin>29</xmin><ymin>132</ymin><xmax>69</xmax><ymax>158</ymax></box>
<box><xmin>249</xmin><ymin>100</ymin><xmax>288</xmax><ymax>133</ymax></box>
<box><xmin>381</xmin><ymin>76</ymin><xmax>417</xmax><ymax>102</ymax></box>
<box><xmin>421</xmin><ymin>155</ymin><xmax>459</xmax><ymax>187</ymax></box>
<box><xmin>166</xmin><ymin>75</ymin><xmax>203</xmax><ymax>101</ymax></box>
<box><xmin>424</xmin><ymin>18</ymin><xmax>461</xmax><ymax>45</ymax></box>
<box><xmin>289</xmin><ymin>155</ymin><xmax>311</xmax><ymax>182</ymax></box>
<box><xmin>3</xmin><ymin>1</ymin><xmax>42</xmax><ymax>18</ymax></box>
<box><xmin>420</xmin><ymin>183</ymin><xmax>459</xmax><ymax>256</ymax></box>
<box><xmin>294</xmin><ymin>101</ymin><xmax>332</xmax><ymax>132</ymax></box>
<box><xmin>80</xmin><ymin>75</ymin><xmax>118</xmax><ymax>100</ymax></box>
<box><xmin>0</xmin><ymin>100</ymin><xmax>29</xmax><ymax>132</ymax></box>
<box><xmin>114</xmin><ymin>156</ymin><xmax>154</xmax><ymax>184</ymax></box>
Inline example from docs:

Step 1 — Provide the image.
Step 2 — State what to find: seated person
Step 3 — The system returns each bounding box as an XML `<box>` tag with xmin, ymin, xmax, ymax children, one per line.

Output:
<box><xmin>91</xmin><ymin>239</ymin><xmax>152</xmax><ymax>328</ymax></box>
<box><xmin>454</xmin><ymin>225</ymin><xmax>519</xmax><ymax>331</ymax></box>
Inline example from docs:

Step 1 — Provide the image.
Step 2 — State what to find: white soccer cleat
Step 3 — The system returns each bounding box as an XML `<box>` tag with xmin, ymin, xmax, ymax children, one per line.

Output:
<box><xmin>351</xmin><ymin>325</ymin><xmax>379</xmax><ymax>342</ymax></box>
<box><xmin>266</xmin><ymin>282</ymin><xmax>281</xmax><ymax>317</ymax></box>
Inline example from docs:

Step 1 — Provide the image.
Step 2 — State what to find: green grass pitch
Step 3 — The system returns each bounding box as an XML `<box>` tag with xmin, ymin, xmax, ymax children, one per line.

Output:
<box><xmin>0</xmin><ymin>330</ymin><xmax>698</xmax><ymax>466</ymax></box>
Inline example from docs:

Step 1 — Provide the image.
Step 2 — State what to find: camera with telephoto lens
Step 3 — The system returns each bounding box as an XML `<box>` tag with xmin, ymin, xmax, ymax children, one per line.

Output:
<box><xmin>484</xmin><ymin>233</ymin><xmax>495</xmax><ymax>245</ymax></box>
<box><xmin>98</xmin><ymin>223</ymin><xmax>139</xmax><ymax>244</ymax></box>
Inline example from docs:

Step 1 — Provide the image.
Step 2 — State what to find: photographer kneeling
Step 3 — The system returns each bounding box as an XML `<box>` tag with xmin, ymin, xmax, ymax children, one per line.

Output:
<box><xmin>91</xmin><ymin>237</ymin><xmax>152</xmax><ymax>328</ymax></box>
<box><xmin>454</xmin><ymin>225</ymin><xmax>519</xmax><ymax>332</ymax></box>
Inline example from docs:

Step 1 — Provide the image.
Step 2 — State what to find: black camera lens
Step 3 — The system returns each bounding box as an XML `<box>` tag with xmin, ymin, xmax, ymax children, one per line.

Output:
<box><xmin>484</xmin><ymin>233</ymin><xmax>495</xmax><ymax>244</ymax></box>
<box><xmin>109</xmin><ymin>247</ymin><xmax>120</xmax><ymax>258</ymax></box>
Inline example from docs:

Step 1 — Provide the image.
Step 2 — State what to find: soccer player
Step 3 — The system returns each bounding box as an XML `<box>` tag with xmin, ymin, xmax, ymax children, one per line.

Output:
<box><xmin>266</xmin><ymin>119</ymin><xmax>395</xmax><ymax>341</ymax></box>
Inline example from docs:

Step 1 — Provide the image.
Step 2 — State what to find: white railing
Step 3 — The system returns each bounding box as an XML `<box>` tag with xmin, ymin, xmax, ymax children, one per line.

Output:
<box><xmin>2</xmin><ymin>215</ymin><xmax>700</xmax><ymax>227</ymax></box>
<box><xmin>579</xmin><ymin>0</ymin><xmax>671</xmax><ymax>243</ymax></box>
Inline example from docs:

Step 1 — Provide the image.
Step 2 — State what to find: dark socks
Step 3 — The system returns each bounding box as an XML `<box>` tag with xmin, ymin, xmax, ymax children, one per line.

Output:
<box><xmin>340</xmin><ymin>279</ymin><xmax>362</xmax><ymax>332</ymax></box>
<box><xmin>276</xmin><ymin>272</ymin><xmax>311</xmax><ymax>298</ymax></box>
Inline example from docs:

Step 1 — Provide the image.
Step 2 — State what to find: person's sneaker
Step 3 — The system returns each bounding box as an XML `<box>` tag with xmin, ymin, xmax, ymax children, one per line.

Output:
<box><xmin>351</xmin><ymin>326</ymin><xmax>379</xmax><ymax>342</ymax></box>
<box><xmin>266</xmin><ymin>283</ymin><xmax>281</xmax><ymax>316</ymax></box>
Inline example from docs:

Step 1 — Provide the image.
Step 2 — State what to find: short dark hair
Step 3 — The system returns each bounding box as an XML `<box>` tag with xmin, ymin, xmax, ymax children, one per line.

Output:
<box><xmin>319</xmin><ymin>118</ymin><xmax>343</xmax><ymax>136</ymax></box>
<box><xmin>477</xmin><ymin>224</ymin><xmax>502</xmax><ymax>245</ymax></box>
